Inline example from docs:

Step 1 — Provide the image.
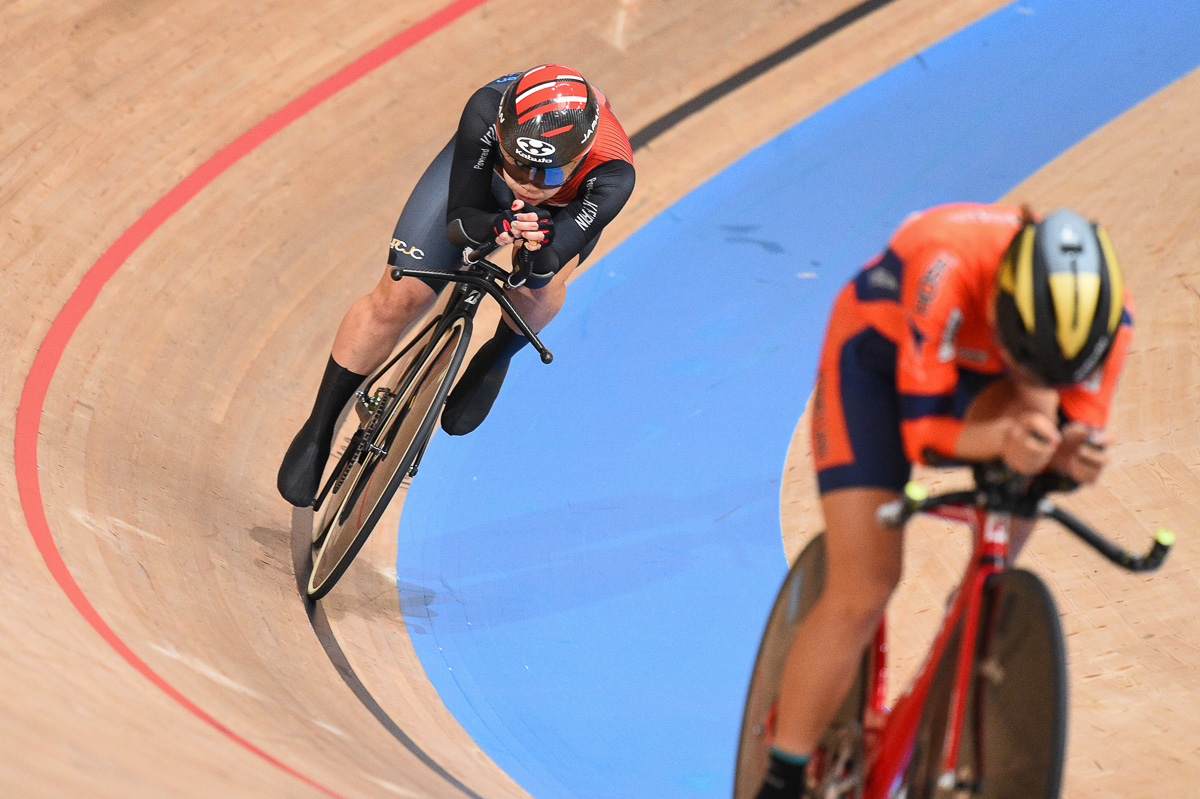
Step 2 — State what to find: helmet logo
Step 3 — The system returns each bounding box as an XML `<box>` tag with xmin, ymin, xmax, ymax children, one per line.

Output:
<box><xmin>582</xmin><ymin>109</ymin><xmax>599</xmax><ymax>144</ymax></box>
<box><xmin>515</xmin><ymin>136</ymin><xmax>556</xmax><ymax>163</ymax></box>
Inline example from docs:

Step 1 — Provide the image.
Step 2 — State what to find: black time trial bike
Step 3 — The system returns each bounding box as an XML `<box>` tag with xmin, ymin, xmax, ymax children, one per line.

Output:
<box><xmin>306</xmin><ymin>241</ymin><xmax>550</xmax><ymax>600</ymax></box>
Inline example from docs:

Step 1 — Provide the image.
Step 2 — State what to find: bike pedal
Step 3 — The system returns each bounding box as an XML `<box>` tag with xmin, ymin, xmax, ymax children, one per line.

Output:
<box><xmin>354</xmin><ymin>390</ymin><xmax>372</xmax><ymax>423</ymax></box>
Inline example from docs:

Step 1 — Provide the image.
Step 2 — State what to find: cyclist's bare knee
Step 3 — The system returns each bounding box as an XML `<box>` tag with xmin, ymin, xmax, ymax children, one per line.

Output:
<box><xmin>367</xmin><ymin>273</ymin><xmax>437</xmax><ymax>329</ymax></box>
<box><xmin>819</xmin><ymin>486</ymin><xmax>905</xmax><ymax>635</ymax></box>
<box><xmin>505</xmin><ymin>269</ymin><xmax>570</xmax><ymax>333</ymax></box>
<box><xmin>821</xmin><ymin>577</ymin><xmax>894</xmax><ymax>641</ymax></box>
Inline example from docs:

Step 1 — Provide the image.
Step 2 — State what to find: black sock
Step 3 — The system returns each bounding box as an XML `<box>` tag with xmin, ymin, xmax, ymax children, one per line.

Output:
<box><xmin>307</xmin><ymin>356</ymin><xmax>368</xmax><ymax>445</ymax></box>
<box><xmin>755</xmin><ymin>748</ymin><xmax>809</xmax><ymax>799</ymax></box>
<box><xmin>489</xmin><ymin>317</ymin><xmax>531</xmax><ymax>361</ymax></box>
<box><xmin>278</xmin><ymin>356</ymin><xmax>367</xmax><ymax>506</ymax></box>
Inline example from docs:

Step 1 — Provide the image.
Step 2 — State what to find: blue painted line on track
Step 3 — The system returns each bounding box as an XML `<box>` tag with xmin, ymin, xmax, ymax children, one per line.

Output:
<box><xmin>396</xmin><ymin>2</ymin><xmax>1200</xmax><ymax>797</ymax></box>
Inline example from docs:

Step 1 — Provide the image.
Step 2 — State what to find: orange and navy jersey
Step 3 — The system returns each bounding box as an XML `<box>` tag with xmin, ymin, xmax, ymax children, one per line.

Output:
<box><xmin>813</xmin><ymin>203</ymin><xmax>1133</xmax><ymax>474</ymax></box>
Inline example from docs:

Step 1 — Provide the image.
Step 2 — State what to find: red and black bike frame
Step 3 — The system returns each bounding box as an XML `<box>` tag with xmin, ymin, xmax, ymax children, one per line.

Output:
<box><xmin>847</xmin><ymin>473</ymin><xmax>1171</xmax><ymax>797</ymax></box>
<box><xmin>859</xmin><ymin>502</ymin><xmax>1008</xmax><ymax>798</ymax></box>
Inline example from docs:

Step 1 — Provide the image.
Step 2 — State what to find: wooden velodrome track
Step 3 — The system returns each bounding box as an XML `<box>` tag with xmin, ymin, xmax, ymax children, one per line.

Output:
<box><xmin>4</xmin><ymin>0</ymin><xmax>1198</xmax><ymax>796</ymax></box>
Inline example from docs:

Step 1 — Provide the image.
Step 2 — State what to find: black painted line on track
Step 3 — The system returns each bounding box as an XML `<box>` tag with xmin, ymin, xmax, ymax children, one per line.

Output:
<box><xmin>628</xmin><ymin>0</ymin><xmax>901</xmax><ymax>151</ymax></box>
<box><xmin>290</xmin><ymin>508</ymin><xmax>486</xmax><ymax>799</ymax></box>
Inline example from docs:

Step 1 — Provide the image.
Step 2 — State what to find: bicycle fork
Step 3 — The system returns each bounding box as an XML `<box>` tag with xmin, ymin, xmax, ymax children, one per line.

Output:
<box><xmin>407</xmin><ymin>302</ymin><xmax>480</xmax><ymax>478</ymax></box>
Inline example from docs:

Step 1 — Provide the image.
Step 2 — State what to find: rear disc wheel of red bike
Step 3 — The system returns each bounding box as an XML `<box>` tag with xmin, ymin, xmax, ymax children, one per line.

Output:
<box><xmin>734</xmin><ymin>533</ymin><xmax>869</xmax><ymax>799</ymax></box>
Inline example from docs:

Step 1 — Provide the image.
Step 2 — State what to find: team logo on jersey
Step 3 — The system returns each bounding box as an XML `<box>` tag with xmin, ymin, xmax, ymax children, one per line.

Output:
<box><xmin>516</xmin><ymin>136</ymin><xmax>556</xmax><ymax>163</ymax></box>
<box><xmin>390</xmin><ymin>238</ymin><xmax>424</xmax><ymax>260</ymax></box>
<box><xmin>916</xmin><ymin>256</ymin><xmax>951</xmax><ymax>316</ymax></box>
<box><xmin>937</xmin><ymin>307</ymin><xmax>963</xmax><ymax>362</ymax></box>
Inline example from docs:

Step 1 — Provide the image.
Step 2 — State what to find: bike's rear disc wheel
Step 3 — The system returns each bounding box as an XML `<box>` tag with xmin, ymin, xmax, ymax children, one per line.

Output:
<box><xmin>734</xmin><ymin>533</ymin><xmax>869</xmax><ymax>799</ymax></box>
<box><xmin>904</xmin><ymin>569</ymin><xmax>1067</xmax><ymax>799</ymax></box>
<box><xmin>307</xmin><ymin>318</ymin><xmax>469</xmax><ymax>599</ymax></box>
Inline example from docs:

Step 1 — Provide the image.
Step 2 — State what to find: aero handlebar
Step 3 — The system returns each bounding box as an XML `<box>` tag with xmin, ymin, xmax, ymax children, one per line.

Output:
<box><xmin>877</xmin><ymin>478</ymin><xmax>1174</xmax><ymax>573</ymax></box>
<box><xmin>390</xmin><ymin>241</ymin><xmax>553</xmax><ymax>364</ymax></box>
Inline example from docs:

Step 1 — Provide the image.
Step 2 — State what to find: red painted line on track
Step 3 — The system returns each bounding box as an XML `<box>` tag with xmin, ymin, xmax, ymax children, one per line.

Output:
<box><xmin>13</xmin><ymin>1</ymin><xmax>488</xmax><ymax>795</ymax></box>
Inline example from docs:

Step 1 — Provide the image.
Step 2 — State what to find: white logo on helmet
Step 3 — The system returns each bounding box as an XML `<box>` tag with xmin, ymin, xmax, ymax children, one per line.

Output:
<box><xmin>516</xmin><ymin>136</ymin><xmax>557</xmax><ymax>164</ymax></box>
<box><xmin>582</xmin><ymin>108</ymin><xmax>599</xmax><ymax>144</ymax></box>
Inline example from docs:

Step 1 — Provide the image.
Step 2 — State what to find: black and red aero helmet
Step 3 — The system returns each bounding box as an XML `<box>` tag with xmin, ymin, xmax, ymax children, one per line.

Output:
<box><xmin>496</xmin><ymin>64</ymin><xmax>600</xmax><ymax>172</ymax></box>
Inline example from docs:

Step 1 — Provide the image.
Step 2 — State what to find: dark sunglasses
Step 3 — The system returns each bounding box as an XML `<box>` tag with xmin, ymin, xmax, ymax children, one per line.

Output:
<box><xmin>498</xmin><ymin>149</ymin><xmax>584</xmax><ymax>190</ymax></box>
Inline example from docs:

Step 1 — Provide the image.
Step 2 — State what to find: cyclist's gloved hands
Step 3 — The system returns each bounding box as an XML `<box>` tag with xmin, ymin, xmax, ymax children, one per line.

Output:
<box><xmin>490</xmin><ymin>207</ymin><xmax>521</xmax><ymax>244</ymax></box>
<box><xmin>1048</xmin><ymin>422</ymin><xmax>1110</xmax><ymax>486</ymax></box>
<box><xmin>509</xmin><ymin>239</ymin><xmax>558</xmax><ymax>290</ymax></box>
<box><xmin>1000</xmin><ymin>411</ymin><xmax>1060</xmax><ymax>475</ymax></box>
<box><xmin>491</xmin><ymin>201</ymin><xmax>554</xmax><ymax>247</ymax></box>
<box><xmin>521</xmin><ymin>203</ymin><xmax>555</xmax><ymax>245</ymax></box>
<box><xmin>507</xmin><ymin>243</ymin><xmax>538</xmax><ymax>289</ymax></box>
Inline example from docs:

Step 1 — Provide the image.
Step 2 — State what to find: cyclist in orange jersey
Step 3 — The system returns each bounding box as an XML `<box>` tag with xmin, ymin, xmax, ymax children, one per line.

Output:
<box><xmin>756</xmin><ymin>202</ymin><xmax>1132</xmax><ymax>798</ymax></box>
<box><xmin>278</xmin><ymin>65</ymin><xmax>635</xmax><ymax>507</ymax></box>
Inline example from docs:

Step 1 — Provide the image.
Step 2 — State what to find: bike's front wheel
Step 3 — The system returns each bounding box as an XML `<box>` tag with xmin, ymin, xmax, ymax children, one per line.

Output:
<box><xmin>307</xmin><ymin>317</ymin><xmax>471</xmax><ymax>600</ymax></box>
<box><xmin>734</xmin><ymin>533</ymin><xmax>870</xmax><ymax>799</ymax></box>
<box><xmin>904</xmin><ymin>568</ymin><xmax>1067</xmax><ymax>799</ymax></box>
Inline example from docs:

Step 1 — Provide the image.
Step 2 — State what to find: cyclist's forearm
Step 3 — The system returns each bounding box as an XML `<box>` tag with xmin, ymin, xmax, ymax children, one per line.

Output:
<box><xmin>446</xmin><ymin>208</ymin><xmax>497</xmax><ymax>246</ymax></box>
<box><xmin>952</xmin><ymin>417</ymin><xmax>1012</xmax><ymax>462</ymax></box>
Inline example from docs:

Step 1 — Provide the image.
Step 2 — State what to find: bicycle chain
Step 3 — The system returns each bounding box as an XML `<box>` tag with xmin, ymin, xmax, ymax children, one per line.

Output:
<box><xmin>331</xmin><ymin>388</ymin><xmax>392</xmax><ymax>494</ymax></box>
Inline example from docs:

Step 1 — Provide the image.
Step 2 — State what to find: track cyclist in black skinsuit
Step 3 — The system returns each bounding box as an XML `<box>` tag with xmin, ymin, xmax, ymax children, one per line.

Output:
<box><xmin>278</xmin><ymin>64</ymin><xmax>636</xmax><ymax>507</ymax></box>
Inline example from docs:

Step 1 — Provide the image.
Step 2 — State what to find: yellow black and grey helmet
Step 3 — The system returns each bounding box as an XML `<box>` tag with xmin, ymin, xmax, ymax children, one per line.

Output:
<box><xmin>995</xmin><ymin>208</ymin><xmax>1124</xmax><ymax>385</ymax></box>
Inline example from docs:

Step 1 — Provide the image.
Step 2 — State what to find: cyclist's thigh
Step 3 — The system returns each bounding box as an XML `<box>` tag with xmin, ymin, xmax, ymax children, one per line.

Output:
<box><xmin>387</xmin><ymin>137</ymin><xmax>469</xmax><ymax>292</ymax></box>
<box><xmin>819</xmin><ymin>487</ymin><xmax>903</xmax><ymax>601</ymax></box>
<box><xmin>812</xmin><ymin>318</ymin><xmax>910</xmax><ymax>495</ymax></box>
<box><xmin>811</xmin><ymin>301</ymin><xmax>908</xmax><ymax>593</ymax></box>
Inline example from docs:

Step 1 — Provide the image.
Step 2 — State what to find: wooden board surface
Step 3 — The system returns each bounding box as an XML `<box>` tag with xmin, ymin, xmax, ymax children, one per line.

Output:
<box><xmin>7</xmin><ymin>1</ymin><xmax>1194</xmax><ymax>796</ymax></box>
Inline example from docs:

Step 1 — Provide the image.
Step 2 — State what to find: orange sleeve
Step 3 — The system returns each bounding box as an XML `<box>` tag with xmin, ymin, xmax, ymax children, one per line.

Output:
<box><xmin>896</xmin><ymin>246</ymin><xmax>971</xmax><ymax>464</ymax></box>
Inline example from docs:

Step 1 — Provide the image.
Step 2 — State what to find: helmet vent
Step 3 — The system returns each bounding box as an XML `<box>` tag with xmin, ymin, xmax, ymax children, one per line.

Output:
<box><xmin>1059</xmin><ymin>225</ymin><xmax>1083</xmax><ymax>251</ymax></box>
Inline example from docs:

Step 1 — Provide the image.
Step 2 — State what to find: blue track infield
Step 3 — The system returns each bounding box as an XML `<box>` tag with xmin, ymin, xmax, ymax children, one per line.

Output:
<box><xmin>395</xmin><ymin>2</ymin><xmax>1200</xmax><ymax>797</ymax></box>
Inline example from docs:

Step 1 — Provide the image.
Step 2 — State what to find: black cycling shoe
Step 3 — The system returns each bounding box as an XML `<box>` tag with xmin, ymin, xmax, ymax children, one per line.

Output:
<box><xmin>754</xmin><ymin>750</ymin><xmax>809</xmax><ymax>799</ymax></box>
<box><xmin>277</xmin><ymin>356</ymin><xmax>367</xmax><ymax>507</ymax></box>
<box><xmin>441</xmin><ymin>320</ymin><xmax>529</xmax><ymax>436</ymax></box>
<box><xmin>277</xmin><ymin>419</ymin><xmax>329</xmax><ymax>507</ymax></box>
<box><xmin>441</xmin><ymin>354</ymin><xmax>512</xmax><ymax>436</ymax></box>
